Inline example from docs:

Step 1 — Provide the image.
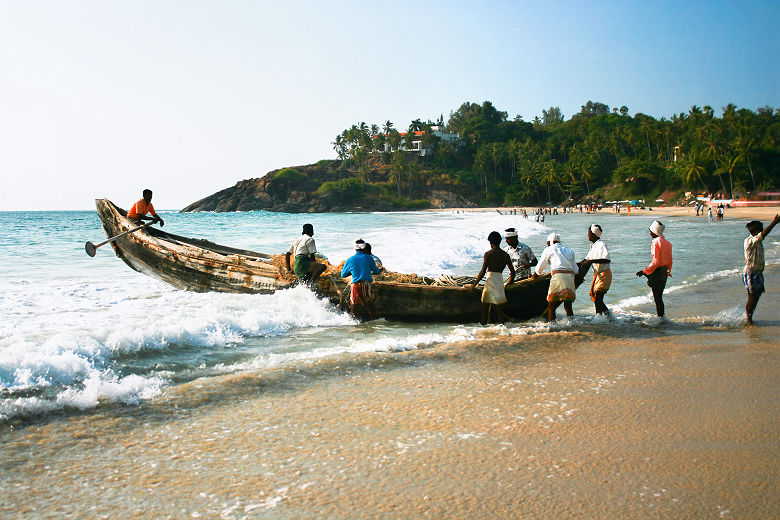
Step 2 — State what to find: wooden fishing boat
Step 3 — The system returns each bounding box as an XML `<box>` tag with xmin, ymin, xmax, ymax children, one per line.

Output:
<box><xmin>328</xmin><ymin>275</ymin><xmax>550</xmax><ymax>323</ymax></box>
<box><xmin>94</xmin><ymin>198</ymin><xmax>550</xmax><ymax>322</ymax></box>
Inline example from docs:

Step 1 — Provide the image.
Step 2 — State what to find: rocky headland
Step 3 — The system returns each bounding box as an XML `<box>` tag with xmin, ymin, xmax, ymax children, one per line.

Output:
<box><xmin>180</xmin><ymin>160</ymin><xmax>476</xmax><ymax>213</ymax></box>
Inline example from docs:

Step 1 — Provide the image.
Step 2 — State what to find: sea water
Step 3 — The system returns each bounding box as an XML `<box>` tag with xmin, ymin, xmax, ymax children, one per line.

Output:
<box><xmin>1</xmin><ymin>208</ymin><xmax>777</xmax><ymax>422</ymax></box>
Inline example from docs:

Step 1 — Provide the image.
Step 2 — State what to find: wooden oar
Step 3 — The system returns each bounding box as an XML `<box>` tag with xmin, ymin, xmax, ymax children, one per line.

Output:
<box><xmin>85</xmin><ymin>222</ymin><xmax>152</xmax><ymax>257</ymax></box>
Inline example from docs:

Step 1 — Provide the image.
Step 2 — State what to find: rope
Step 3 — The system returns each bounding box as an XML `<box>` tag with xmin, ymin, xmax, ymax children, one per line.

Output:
<box><xmin>431</xmin><ymin>275</ymin><xmax>479</xmax><ymax>287</ymax></box>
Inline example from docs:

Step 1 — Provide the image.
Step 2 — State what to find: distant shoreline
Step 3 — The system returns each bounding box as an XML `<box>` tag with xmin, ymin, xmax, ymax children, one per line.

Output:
<box><xmin>428</xmin><ymin>205</ymin><xmax>780</xmax><ymax>220</ymax></box>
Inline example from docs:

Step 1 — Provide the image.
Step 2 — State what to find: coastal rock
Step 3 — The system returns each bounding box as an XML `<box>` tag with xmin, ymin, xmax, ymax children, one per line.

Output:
<box><xmin>428</xmin><ymin>190</ymin><xmax>477</xmax><ymax>209</ymax></box>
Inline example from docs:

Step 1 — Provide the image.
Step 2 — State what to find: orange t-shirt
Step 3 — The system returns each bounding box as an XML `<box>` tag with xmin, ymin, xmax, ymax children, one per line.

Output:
<box><xmin>127</xmin><ymin>198</ymin><xmax>157</xmax><ymax>218</ymax></box>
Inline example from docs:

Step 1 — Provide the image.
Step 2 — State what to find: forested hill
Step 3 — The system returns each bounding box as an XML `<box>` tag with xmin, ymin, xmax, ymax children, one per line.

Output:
<box><xmin>181</xmin><ymin>101</ymin><xmax>779</xmax><ymax>213</ymax></box>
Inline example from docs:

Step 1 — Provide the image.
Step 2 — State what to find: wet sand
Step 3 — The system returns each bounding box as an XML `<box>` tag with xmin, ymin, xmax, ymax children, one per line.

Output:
<box><xmin>2</xmin><ymin>282</ymin><xmax>778</xmax><ymax>519</ymax></box>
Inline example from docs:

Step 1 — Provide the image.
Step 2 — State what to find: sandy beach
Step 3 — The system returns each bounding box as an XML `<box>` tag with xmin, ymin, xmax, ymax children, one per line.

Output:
<box><xmin>3</xmin><ymin>275</ymin><xmax>778</xmax><ymax>519</ymax></box>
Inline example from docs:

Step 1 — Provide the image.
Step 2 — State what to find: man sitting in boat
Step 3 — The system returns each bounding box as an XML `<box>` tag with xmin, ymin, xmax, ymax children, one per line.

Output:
<box><xmin>533</xmin><ymin>232</ymin><xmax>576</xmax><ymax>321</ymax></box>
<box><xmin>340</xmin><ymin>239</ymin><xmax>381</xmax><ymax>320</ymax></box>
<box><xmin>285</xmin><ymin>223</ymin><xmax>326</xmax><ymax>286</ymax></box>
<box><xmin>127</xmin><ymin>189</ymin><xmax>164</xmax><ymax>227</ymax></box>
<box><xmin>469</xmin><ymin>231</ymin><xmax>515</xmax><ymax>325</ymax></box>
<box><xmin>503</xmin><ymin>227</ymin><xmax>537</xmax><ymax>280</ymax></box>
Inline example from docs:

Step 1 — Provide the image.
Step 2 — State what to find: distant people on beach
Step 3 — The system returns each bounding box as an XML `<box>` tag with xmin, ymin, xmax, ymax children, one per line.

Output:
<box><xmin>127</xmin><ymin>189</ymin><xmax>165</xmax><ymax>227</ymax></box>
<box><xmin>636</xmin><ymin>220</ymin><xmax>672</xmax><ymax>317</ymax></box>
<box><xmin>503</xmin><ymin>227</ymin><xmax>537</xmax><ymax>280</ymax></box>
<box><xmin>340</xmin><ymin>239</ymin><xmax>381</xmax><ymax>320</ymax></box>
<box><xmin>579</xmin><ymin>224</ymin><xmax>612</xmax><ymax>315</ymax></box>
<box><xmin>469</xmin><ymin>231</ymin><xmax>515</xmax><ymax>325</ymax></box>
<box><xmin>743</xmin><ymin>215</ymin><xmax>780</xmax><ymax>324</ymax></box>
<box><xmin>285</xmin><ymin>223</ymin><xmax>326</xmax><ymax>286</ymax></box>
<box><xmin>717</xmin><ymin>204</ymin><xmax>724</xmax><ymax>221</ymax></box>
<box><xmin>533</xmin><ymin>233</ymin><xmax>576</xmax><ymax>321</ymax></box>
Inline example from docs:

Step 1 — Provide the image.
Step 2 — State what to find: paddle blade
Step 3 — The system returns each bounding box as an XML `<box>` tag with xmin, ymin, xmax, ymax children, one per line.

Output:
<box><xmin>85</xmin><ymin>241</ymin><xmax>97</xmax><ymax>257</ymax></box>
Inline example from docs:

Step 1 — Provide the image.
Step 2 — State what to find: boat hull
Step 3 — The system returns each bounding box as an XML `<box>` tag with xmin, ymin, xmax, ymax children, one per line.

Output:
<box><xmin>96</xmin><ymin>199</ymin><xmax>291</xmax><ymax>294</ymax></box>
<box><xmin>328</xmin><ymin>277</ymin><xmax>550</xmax><ymax>322</ymax></box>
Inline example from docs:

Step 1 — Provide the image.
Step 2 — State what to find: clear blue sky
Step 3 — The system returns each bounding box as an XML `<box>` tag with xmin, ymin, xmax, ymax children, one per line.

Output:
<box><xmin>1</xmin><ymin>0</ymin><xmax>778</xmax><ymax>210</ymax></box>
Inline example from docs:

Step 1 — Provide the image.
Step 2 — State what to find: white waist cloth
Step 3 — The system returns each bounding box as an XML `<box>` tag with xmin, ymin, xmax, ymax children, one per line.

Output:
<box><xmin>481</xmin><ymin>271</ymin><xmax>507</xmax><ymax>304</ymax></box>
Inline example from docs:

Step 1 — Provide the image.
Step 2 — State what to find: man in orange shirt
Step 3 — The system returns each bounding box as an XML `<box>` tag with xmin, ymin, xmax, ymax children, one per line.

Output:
<box><xmin>636</xmin><ymin>220</ymin><xmax>672</xmax><ymax>317</ymax></box>
<box><xmin>127</xmin><ymin>189</ymin><xmax>165</xmax><ymax>227</ymax></box>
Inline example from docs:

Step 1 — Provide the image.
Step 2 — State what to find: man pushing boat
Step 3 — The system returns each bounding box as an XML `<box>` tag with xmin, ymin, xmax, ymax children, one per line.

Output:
<box><xmin>533</xmin><ymin>232</ymin><xmax>577</xmax><ymax>321</ymax></box>
<box><xmin>285</xmin><ymin>223</ymin><xmax>326</xmax><ymax>286</ymax></box>
<box><xmin>340</xmin><ymin>239</ymin><xmax>382</xmax><ymax>320</ymax></box>
<box><xmin>469</xmin><ymin>231</ymin><xmax>515</xmax><ymax>325</ymax></box>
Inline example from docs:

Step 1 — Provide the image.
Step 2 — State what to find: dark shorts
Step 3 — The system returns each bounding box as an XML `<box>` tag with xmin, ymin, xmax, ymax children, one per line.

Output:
<box><xmin>743</xmin><ymin>270</ymin><xmax>765</xmax><ymax>295</ymax></box>
<box><xmin>646</xmin><ymin>266</ymin><xmax>668</xmax><ymax>290</ymax></box>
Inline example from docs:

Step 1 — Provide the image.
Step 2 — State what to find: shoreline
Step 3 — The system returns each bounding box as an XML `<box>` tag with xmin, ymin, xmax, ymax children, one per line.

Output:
<box><xmin>431</xmin><ymin>205</ymin><xmax>780</xmax><ymax>220</ymax></box>
<box><xmin>3</xmin><ymin>315</ymin><xmax>778</xmax><ymax>518</ymax></box>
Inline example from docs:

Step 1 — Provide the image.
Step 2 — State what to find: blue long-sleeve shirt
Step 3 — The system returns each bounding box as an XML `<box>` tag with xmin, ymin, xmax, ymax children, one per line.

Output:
<box><xmin>341</xmin><ymin>252</ymin><xmax>381</xmax><ymax>282</ymax></box>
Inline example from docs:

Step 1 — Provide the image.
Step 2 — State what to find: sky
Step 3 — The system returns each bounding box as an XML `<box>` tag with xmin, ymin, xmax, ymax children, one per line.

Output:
<box><xmin>1</xmin><ymin>0</ymin><xmax>778</xmax><ymax>211</ymax></box>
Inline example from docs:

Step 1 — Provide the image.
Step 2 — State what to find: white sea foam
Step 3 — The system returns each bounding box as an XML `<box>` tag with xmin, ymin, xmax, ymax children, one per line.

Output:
<box><xmin>0</xmin><ymin>277</ymin><xmax>352</xmax><ymax>419</ymax></box>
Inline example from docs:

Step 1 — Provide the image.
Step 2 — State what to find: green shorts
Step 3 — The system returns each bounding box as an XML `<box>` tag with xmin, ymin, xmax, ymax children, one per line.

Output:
<box><xmin>293</xmin><ymin>254</ymin><xmax>311</xmax><ymax>280</ymax></box>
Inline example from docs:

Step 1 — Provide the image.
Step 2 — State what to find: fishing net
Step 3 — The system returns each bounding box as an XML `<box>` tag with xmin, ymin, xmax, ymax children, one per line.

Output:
<box><xmin>270</xmin><ymin>254</ymin><xmax>481</xmax><ymax>287</ymax></box>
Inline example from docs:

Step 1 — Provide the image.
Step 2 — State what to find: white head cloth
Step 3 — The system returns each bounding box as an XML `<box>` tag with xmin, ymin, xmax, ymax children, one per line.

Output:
<box><xmin>649</xmin><ymin>220</ymin><xmax>665</xmax><ymax>236</ymax></box>
<box><xmin>590</xmin><ymin>224</ymin><xmax>602</xmax><ymax>238</ymax></box>
<box><xmin>354</xmin><ymin>239</ymin><xmax>366</xmax><ymax>250</ymax></box>
<box><xmin>546</xmin><ymin>232</ymin><xmax>560</xmax><ymax>244</ymax></box>
<box><xmin>504</xmin><ymin>228</ymin><xmax>518</xmax><ymax>238</ymax></box>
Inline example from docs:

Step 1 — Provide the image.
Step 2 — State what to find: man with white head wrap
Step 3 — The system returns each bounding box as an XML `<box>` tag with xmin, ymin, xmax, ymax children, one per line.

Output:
<box><xmin>636</xmin><ymin>220</ymin><xmax>673</xmax><ymax>317</ymax></box>
<box><xmin>533</xmin><ymin>232</ymin><xmax>577</xmax><ymax>321</ymax></box>
<box><xmin>580</xmin><ymin>224</ymin><xmax>612</xmax><ymax>315</ymax></box>
<box><xmin>341</xmin><ymin>239</ymin><xmax>381</xmax><ymax>320</ymax></box>
<box><xmin>503</xmin><ymin>227</ymin><xmax>537</xmax><ymax>280</ymax></box>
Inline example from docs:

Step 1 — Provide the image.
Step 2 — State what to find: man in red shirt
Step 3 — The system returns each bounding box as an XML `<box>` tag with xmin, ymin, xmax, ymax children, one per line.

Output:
<box><xmin>127</xmin><ymin>189</ymin><xmax>165</xmax><ymax>227</ymax></box>
<box><xmin>636</xmin><ymin>220</ymin><xmax>672</xmax><ymax>317</ymax></box>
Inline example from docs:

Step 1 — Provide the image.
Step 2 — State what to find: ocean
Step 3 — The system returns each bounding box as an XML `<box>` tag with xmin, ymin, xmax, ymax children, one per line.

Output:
<box><xmin>1</xmin><ymin>207</ymin><xmax>776</xmax><ymax>424</ymax></box>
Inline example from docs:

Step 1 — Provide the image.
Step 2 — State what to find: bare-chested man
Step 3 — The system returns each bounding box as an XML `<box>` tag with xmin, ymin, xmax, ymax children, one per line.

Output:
<box><xmin>468</xmin><ymin>231</ymin><xmax>515</xmax><ymax>325</ymax></box>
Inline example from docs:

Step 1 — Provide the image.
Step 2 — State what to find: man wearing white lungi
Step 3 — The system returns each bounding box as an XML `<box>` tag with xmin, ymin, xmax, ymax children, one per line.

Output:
<box><xmin>469</xmin><ymin>231</ymin><xmax>516</xmax><ymax>325</ymax></box>
<box><xmin>533</xmin><ymin>232</ymin><xmax>577</xmax><ymax>321</ymax></box>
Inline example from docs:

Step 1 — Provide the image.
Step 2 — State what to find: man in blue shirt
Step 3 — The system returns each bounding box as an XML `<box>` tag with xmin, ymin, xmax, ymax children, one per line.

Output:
<box><xmin>341</xmin><ymin>239</ymin><xmax>381</xmax><ymax>320</ymax></box>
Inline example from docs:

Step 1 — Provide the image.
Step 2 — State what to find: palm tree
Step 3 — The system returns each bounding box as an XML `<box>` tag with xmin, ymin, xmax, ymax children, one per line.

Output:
<box><xmin>704</xmin><ymin>139</ymin><xmax>728</xmax><ymax>195</ymax></box>
<box><xmin>682</xmin><ymin>153</ymin><xmax>710</xmax><ymax>193</ymax></box>
<box><xmin>734</xmin><ymin>134</ymin><xmax>757</xmax><ymax>190</ymax></box>
<box><xmin>387</xmin><ymin>129</ymin><xmax>402</xmax><ymax>152</ymax></box>
<box><xmin>639</xmin><ymin>119</ymin><xmax>653</xmax><ymax>160</ymax></box>
<box><xmin>474</xmin><ymin>147</ymin><xmax>490</xmax><ymax>198</ymax></box>
<box><xmin>717</xmin><ymin>153</ymin><xmax>740</xmax><ymax>198</ymax></box>
<box><xmin>332</xmin><ymin>134</ymin><xmax>347</xmax><ymax>160</ymax></box>
<box><xmin>390</xmin><ymin>151</ymin><xmax>407</xmax><ymax>195</ymax></box>
<box><xmin>489</xmin><ymin>142</ymin><xmax>504</xmax><ymax>182</ymax></box>
<box><xmin>382</xmin><ymin>120</ymin><xmax>394</xmax><ymax>135</ymax></box>
<box><xmin>506</xmin><ymin>139</ymin><xmax>521</xmax><ymax>183</ymax></box>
